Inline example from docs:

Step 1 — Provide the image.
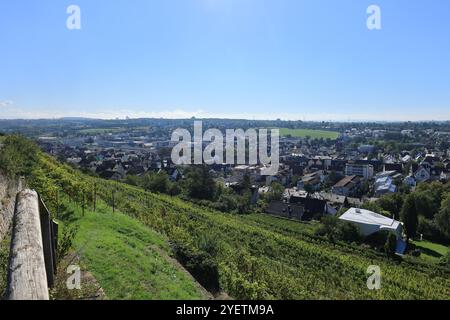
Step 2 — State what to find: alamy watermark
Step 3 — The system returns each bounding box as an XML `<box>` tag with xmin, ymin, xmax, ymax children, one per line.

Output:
<box><xmin>366</xmin><ymin>265</ymin><xmax>381</xmax><ymax>290</ymax></box>
<box><xmin>170</xmin><ymin>121</ymin><xmax>280</xmax><ymax>176</ymax></box>
<box><xmin>65</xmin><ymin>5</ymin><xmax>381</xmax><ymax>31</ymax></box>
<box><xmin>66</xmin><ymin>265</ymin><xmax>81</xmax><ymax>290</ymax></box>
<box><xmin>66</xmin><ymin>5</ymin><xmax>81</xmax><ymax>30</ymax></box>
<box><xmin>367</xmin><ymin>5</ymin><xmax>382</xmax><ymax>30</ymax></box>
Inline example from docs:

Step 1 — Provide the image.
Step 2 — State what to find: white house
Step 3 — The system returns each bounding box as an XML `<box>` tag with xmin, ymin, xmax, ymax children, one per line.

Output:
<box><xmin>345</xmin><ymin>163</ymin><xmax>374</xmax><ymax>180</ymax></box>
<box><xmin>339</xmin><ymin>208</ymin><xmax>403</xmax><ymax>239</ymax></box>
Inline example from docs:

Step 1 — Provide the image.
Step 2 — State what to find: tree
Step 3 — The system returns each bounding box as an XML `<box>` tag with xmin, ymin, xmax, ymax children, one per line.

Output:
<box><xmin>413</xmin><ymin>192</ymin><xmax>438</xmax><ymax>219</ymax></box>
<box><xmin>377</xmin><ymin>193</ymin><xmax>404</xmax><ymax>220</ymax></box>
<box><xmin>241</xmin><ymin>173</ymin><xmax>252</xmax><ymax>190</ymax></box>
<box><xmin>315</xmin><ymin>216</ymin><xmax>362</xmax><ymax>243</ymax></box>
<box><xmin>361</xmin><ymin>202</ymin><xmax>391</xmax><ymax>218</ymax></box>
<box><xmin>266</xmin><ymin>182</ymin><xmax>284</xmax><ymax>202</ymax></box>
<box><xmin>435</xmin><ymin>193</ymin><xmax>450</xmax><ymax>239</ymax></box>
<box><xmin>143</xmin><ymin>171</ymin><xmax>170</xmax><ymax>194</ymax></box>
<box><xmin>400</xmin><ymin>194</ymin><xmax>419</xmax><ymax>241</ymax></box>
<box><xmin>384</xmin><ymin>233</ymin><xmax>397</xmax><ymax>257</ymax></box>
<box><xmin>184</xmin><ymin>165</ymin><xmax>217</xmax><ymax>200</ymax></box>
<box><xmin>168</xmin><ymin>182</ymin><xmax>182</xmax><ymax>196</ymax></box>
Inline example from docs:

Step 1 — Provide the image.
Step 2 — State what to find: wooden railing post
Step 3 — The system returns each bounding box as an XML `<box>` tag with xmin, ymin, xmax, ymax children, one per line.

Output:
<box><xmin>6</xmin><ymin>189</ymin><xmax>49</xmax><ymax>300</ymax></box>
<box><xmin>38</xmin><ymin>195</ymin><xmax>56</xmax><ymax>288</ymax></box>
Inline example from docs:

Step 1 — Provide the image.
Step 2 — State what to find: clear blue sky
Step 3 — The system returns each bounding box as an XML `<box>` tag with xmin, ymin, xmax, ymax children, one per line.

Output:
<box><xmin>0</xmin><ymin>0</ymin><xmax>449</xmax><ymax>121</ymax></box>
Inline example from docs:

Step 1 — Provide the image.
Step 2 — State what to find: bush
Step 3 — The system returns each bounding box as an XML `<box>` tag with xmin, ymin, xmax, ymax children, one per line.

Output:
<box><xmin>439</xmin><ymin>251</ymin><xmax>450</xmax><ymax>268</ymax></box>
<box><xmin>172</xmin><ymin>242</ymin><xmax>220</xmax><ymax>292</ymax></box>
<box><xmin>411</xmin><ymin>249</ymin><xmax>422</xmax><ymax>257</ymax></box>
<box><xmin>0</xmin><ymin>135</ymin><xmax>39</xmax><ymax>177</ymax></box>
<box><xmin>384</xmin><ymin>233</ymin><xmax>398</xmax><ymax>257</ymax></box>
<box><xmin>418</xmin><ymin>216</ymin><xmax>449</xmax><ymax>245</ymax></box>
<box><xmin>365</xmin><ymin>231</ymin><xmax>388</xmax><ymax>249</ymax></box>
<box><xmin>195</xmin><ymin>233</ymin><xmax>222</xmax><ymax>258</ymax></box>
<box><xmin>57</xmin><ymin>225</ymin><xmax>79</xmax><ymax>261</ymax></box>
<box><xmin>315</xmin><ymin>216</ymin><xmax>362</xmax><ymax>243</ymax></box>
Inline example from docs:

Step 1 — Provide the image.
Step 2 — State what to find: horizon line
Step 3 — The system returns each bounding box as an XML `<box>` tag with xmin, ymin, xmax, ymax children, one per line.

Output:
<box><xmin>1</xmin><ymin>116</ymin><xmax>450</xmax><ymax>124</ymax></box>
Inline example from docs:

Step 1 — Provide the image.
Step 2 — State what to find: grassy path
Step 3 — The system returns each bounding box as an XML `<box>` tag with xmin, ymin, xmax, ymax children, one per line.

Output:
<box><xmin>59</xmin><ymin>199</ymin><xmax>207</xmax><ymax>300</ymax></box>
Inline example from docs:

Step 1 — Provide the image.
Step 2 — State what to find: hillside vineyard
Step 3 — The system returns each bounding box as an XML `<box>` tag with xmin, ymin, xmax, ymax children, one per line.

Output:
<box><xmin>28</xmin><ymin>152</ymin><xmax>450</xmax><ymax>299</ymax></box>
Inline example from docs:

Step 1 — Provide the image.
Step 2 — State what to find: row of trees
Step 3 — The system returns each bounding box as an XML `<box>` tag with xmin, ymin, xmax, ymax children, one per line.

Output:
<box><xmin>125</xmin><ymin>166</ymin><xmax>257</xmax><ymax>214</ymax></box>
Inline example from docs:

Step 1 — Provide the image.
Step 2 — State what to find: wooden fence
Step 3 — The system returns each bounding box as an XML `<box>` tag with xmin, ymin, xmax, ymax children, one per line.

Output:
<box><xmin>5</xmin><ymin>189</ymin><xmax>58</xmax><ymax>300</ymax></box>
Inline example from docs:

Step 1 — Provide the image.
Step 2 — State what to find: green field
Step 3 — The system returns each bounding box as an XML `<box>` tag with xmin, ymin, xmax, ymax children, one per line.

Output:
<box><xmin>279</xmin><ymin>128</ymin><xmax>340</xmax><ymax>139</ymax></box>
<box><xmin>56</xmin><ymin>199</ymin><xmax>206</xmax><ymax>300</ymax></box>
<box><xmin>78</xmin><ymin>128</ymin><xmax>125</xmax><ymax>135</ymax></box>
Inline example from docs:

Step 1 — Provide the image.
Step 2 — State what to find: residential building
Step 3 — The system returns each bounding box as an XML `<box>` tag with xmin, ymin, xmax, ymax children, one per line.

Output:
<box><xmin>339</xmin><ymin>208</ymin><xmax>406</xmax><ymax>254</ymax></box>
<box><xmin>413</xmin><ymin>166</ymin><xmax>431</xmax><ymax>183</ymax></box>
<box><xmin>332</xmin><ymin>175</ymin><xmax>361</xmax><ymax>196</ymax></box>
<box><xmin>345</xmin><ymin>163</ymin><xmax>374</xmax><ymax>180</ymax></box>
<box><xmin>374</xmin><ymin>176</ymin><xmax>397</xmax><ymax>197</ymax></box>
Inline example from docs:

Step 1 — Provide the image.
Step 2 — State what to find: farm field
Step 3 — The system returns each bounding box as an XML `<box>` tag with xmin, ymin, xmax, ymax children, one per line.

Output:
<box><xmin>78</xmin><ymin>127</ymin><xmax>126</xmax><ymax>135</ymax></box>
<box><xmin>30</xmin><ymin>153</ymin><xmax>450</xmax><ymax>300</ymax></box>
<box><xmin>279</xmin><ymin>128</ymin><xmax>340</xmax><ymax>139</ymax></box>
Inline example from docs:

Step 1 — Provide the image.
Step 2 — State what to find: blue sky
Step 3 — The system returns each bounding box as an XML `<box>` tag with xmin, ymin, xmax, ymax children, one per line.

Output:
<box><xmin>0</xmin><ymin>0</ymin><xmax>449</xmax><ymax>121</ymax></box>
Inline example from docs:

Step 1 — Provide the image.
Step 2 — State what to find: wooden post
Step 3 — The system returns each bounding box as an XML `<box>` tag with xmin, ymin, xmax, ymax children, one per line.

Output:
<box><xmin>82</xmin><ymin>191</ymin><xmax>85</xmax><ymax>217</ymax></box>
<box><xmin>6</xmin><ymin>190</ymin><xmax>49</xmax><ymax>300</ymax></box>
<box><xmin>51</xmin><ymin>220</ymin><xmax>59</xmax><ymax>273</ymax></box>
<box><xmin>56</xmin><ymin>189</ymin><xmax>59</xmax><ymax>219</ymax></box>
<box><xmin>39</xmin><ymin>196</ymin><xmax>55</xmax><ymax>288</ymax></box>
<box><xmin>93</xmin><ymin>183</ymin><xmax>97</xmax><ymax>212</ymax></box>
<box><xmin>112</xmin><ymin>190</ymin><xmax>115</xmax><ymax>214</ymax></box>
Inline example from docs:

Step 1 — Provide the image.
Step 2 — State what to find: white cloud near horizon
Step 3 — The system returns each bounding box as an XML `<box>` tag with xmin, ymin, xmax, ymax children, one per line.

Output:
<box><xmin>0</xmin><ymin>100</ymin><xmax>13</xmax><ymax>108</ymax></box>
<box><xmin>1</xmin><ymin>106</ymin><xmax>450</xmax><ymax>122</ymax></box>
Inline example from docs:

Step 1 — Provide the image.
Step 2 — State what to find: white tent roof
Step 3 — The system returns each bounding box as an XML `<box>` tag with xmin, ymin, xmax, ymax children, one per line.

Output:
<box><xmin>339</xmin><ymin>208</ymin><xmax>402</xmax><ymax>234</ymax></box>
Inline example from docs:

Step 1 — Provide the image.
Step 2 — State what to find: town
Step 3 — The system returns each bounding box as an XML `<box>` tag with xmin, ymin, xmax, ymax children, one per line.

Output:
<box><xmin>1</xmin><ymin>118</ymin><xmax>449</xmax><ymax>223</ymax></box>
<box><xmin>1</xmin><ymin>118</ymin><xmax>450</xmax><ymax>300</ymax></box>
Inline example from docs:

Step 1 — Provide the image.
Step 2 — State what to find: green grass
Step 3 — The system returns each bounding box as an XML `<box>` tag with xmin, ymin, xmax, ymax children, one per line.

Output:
<box><xmin>59</xmin><ymin>199</ymin><xmax>206</xmax><ymax>300</ymax></box>
<box><xmin>412</xmin><ymin>240</ymin><xmax>449</xmax><ymax>263</ymax></box>
<box><xmin>78</xmin><ymin>128</ymin><xmax>125</xmax><ymax>135</ymax></box>
<box><xmin>0</xmin><ymin>232</ymin><xmax>11</xmax><ymax>297</ymax></box>
<box><xmin>279</xmin><ymin>128</ymin><xmax>340</xmax><ymax>139</ymax></box>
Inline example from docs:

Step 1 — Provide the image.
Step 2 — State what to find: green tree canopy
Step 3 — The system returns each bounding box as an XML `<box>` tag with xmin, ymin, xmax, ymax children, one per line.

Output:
<box><xmin>400</xmin><ymin>194</ymin><xmax>419</xmax><ymax>241</ymax></box>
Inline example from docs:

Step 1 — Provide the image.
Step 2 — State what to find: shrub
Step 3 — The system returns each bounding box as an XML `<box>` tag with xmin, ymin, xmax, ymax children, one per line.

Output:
<box><xmin>172</xmin><ymin>242</ymin><xmax>220</xmax><ymax>293</ymax></box>
<box><xmin>57</xmin><ymin>225</ymin><xmax>79</xmax><ymax>261</ymax></box>
<box><xmin>439</xmin><ymin>250</ymin><xmax>450</xmax><ymax>269</ymax></box>
<box><xmin>411</xmin><ymin>249</ymin><xmax>421</xmax><ymax>257</ymax></box>
<box><xmin>0</xmin><ymin>135</ymin><xmax>39</xmax><ymax>177</ymax></box>
<box><xmin>418</xmin><ymin>216</ymin><xmax>449</xmax><ymax>245</ymax></box>
<box><xmin>384</xmin><ymin>233</ymin><xmax>398</xmax><ymax>257</ymax></box>
<box><xmin>315</xmin><ymin>216</ymin><xmax>362</xmax><ymax>243</ymax></box>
